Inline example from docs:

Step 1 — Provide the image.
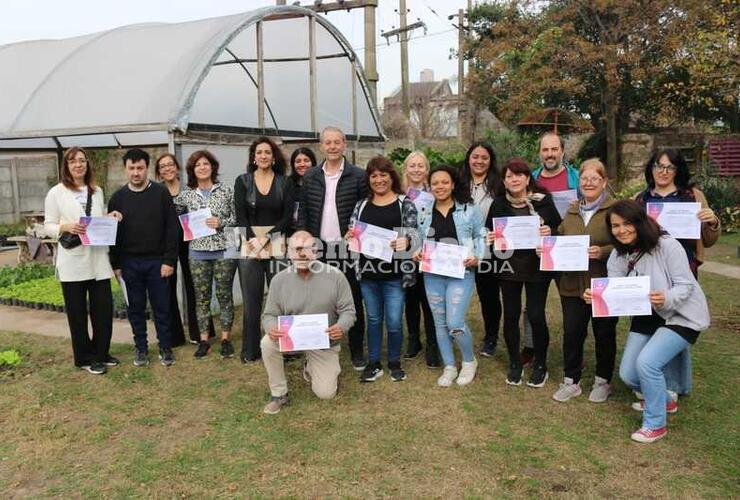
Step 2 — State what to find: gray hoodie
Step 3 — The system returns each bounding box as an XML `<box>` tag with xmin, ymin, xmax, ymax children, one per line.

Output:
<box><xmin>607</xmin><ymin>235</ymin><xmax>710</xmax><ymax>332</ymax></box>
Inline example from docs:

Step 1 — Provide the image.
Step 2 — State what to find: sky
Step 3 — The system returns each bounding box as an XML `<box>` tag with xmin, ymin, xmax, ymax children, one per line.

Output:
<box><xmin>0</xmin><ymin>0</ymin><xmax>472</xmax><ymax>105</ymax></box>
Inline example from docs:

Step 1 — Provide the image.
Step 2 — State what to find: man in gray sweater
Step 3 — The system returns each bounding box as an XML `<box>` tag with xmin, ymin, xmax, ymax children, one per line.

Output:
<box><xmin>261</xmin><ymin>230</ymin><xmax>357</xmax><ymax>414</ymax></box>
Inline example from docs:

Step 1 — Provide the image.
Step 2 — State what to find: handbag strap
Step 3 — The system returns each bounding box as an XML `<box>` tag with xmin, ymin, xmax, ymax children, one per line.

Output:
<box><xmin>84</xmin><ymin>188</ymin><xmax>92</xmax><ymax>216</ymax></box>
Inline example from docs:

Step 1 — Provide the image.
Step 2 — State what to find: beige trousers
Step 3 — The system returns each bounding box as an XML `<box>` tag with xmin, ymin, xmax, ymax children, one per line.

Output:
<box><xmin>260</xmin><ymin>335</ymin><xmax>341</xmax><ymax>400</ymax></box>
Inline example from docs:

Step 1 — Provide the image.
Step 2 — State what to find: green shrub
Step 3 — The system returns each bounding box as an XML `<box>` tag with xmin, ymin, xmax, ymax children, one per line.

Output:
<box><xmin>694</xmin><ymin>168</ymin><xmax>740</xmax><ymax>233</ymax></box>
<box><xmin>483</xmin><ymin>129</ymin><xmax>540</xmax><ymax>166</ymax></box>
<box><xmin>0</xmin><ymin>263</ymin><xmax>56</xmax><ymax>289</ymax></box>
<box><xmin>0</xmin><ymin>350</ymin><xmax>21</xmax><ymax>367</ymax></box>
<box><xmin>388</xmin><ymin>146</ymin><xmax>466</xmax><ymax>170</ymax></box>
<box><xmin>0</xmin><ymin>222</ymin><xmax>26</xmax><ymax>238</ymax></box>
<box><xmin>0</xmin><ymin>274</ymin><xmax>127</xmax><ymax>310</ymax></box>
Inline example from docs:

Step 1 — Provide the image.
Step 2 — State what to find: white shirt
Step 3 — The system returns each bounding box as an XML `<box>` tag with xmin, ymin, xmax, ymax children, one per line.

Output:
<box><xmin>320</xmin><ymin>159</ymin><xmax>344</xmax><ymax>242</ymax></box>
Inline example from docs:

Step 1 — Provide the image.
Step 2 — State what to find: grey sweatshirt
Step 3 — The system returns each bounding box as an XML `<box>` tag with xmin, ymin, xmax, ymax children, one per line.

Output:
<box><xmin>607</xmin><ymin>235</ymin><xmax>710</xmax><ymax>332</ymax></box>
<box><xmin>261</xmin><ymin>261</ymin><xmax>357</xmax><ymax>343</ymax></box>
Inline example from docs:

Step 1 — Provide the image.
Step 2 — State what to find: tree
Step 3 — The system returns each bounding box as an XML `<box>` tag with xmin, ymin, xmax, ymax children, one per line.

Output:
<box><xmin>466</xmin><ymin>0</ymin><xmax>739</xmax><ymax>179</ymax></box>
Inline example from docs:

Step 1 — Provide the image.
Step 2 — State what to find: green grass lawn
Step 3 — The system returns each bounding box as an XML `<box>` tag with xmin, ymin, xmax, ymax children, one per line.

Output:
<box><xmin>705</xmin><ymin>232</ymin><xmax>740</xmax><ymax>266</ymax></box>
<box><xmin>0</xmin><ymin>272</ymin><xmax>738</xmax><ymax>497</ymax></box>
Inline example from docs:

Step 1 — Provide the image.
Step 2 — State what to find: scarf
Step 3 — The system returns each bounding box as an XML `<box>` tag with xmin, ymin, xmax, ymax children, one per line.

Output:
<box><xmin>506</xmin><ymin>191</ymin><xmax>545</xmax><ymax>217</ymax></box>
<box><xmin>579</xmin><ymin>191</ymin><xmax>606</xmax><ymax>219</ymax></box>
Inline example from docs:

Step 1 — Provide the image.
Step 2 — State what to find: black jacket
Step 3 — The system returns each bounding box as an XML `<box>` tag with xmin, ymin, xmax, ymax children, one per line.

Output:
<box><xmin>486</xmin><ymin>193</ymin><xmax>562</xmax><ymax>282</ymax></box>
<box><xmin>233</xmin><ymin>172</ymin><xmax>293</xmax><ymax>239</ymax></box>
<box><xmin>297</xmin><ymin>159</ymin><xmax>367</xmax><ymax>240</ymax></box>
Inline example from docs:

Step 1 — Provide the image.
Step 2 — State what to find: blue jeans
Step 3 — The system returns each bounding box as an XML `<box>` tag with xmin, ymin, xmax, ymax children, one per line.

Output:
<box><xmin>121</xmin><ymin>257</ymin><xmax>173</xmax><ymax>352</ymax></box>
<box><xmin>619</xmin><ymin>327</ymin><xmax>690</xmax><ymax>429</ymax></box>
<box><xmin>424</xmin><ymin>271</ymin><xmax>476</xmax><ymax>367</ymax></box>
<box><xmin>360</xmin><ymin>278</ymin><xmax>405</xmax><ymax>364</ymax></box>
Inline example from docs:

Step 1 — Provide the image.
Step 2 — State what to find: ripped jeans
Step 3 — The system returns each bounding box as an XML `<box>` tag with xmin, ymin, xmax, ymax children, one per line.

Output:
<box><xmin>424</xmin><ymin>271</ymin><xmax>476</xmax><ymax>367</ymax></box>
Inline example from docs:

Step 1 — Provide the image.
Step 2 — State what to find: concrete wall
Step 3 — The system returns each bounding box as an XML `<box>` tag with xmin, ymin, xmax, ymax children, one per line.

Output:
<box><xmin>0</xmin><ymin>153</ymin><xmax>58</xmax><ymax>223</ymax></box>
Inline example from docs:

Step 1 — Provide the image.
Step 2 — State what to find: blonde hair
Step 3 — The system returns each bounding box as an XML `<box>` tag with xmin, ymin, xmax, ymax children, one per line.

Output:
<box><xmin>401</xmin><ymin>150</ymin><xmax>430</xmax><ymax>191</ymax></box>
<box><xmin>579</xmin><ymin>158</ymin><xmax>607</xmax><ymax>179</ymax></box>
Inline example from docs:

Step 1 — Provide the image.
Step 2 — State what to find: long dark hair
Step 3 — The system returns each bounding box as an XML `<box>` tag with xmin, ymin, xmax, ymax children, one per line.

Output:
<box><xmin>248</xmin><ymin>136</ymin><xmax>287</xmax><ymax>175</ymax></box>
<box><xmin>429</xmin><ymin>164</ymin><xmax>472</xmax><ymax>204</ymax></box>
<box><xmin>290</xmin><ymin>147</ymin><xmax>317</xmax><ymax>173</ymax></box>
<box><xmin>60</xmin><ymin>147</ymin><xmax>95</xmax><ymax>194</ymax></box>
<box><xmin>644</xmin><ymin>148</ymin><xmax>693</xmax><ymax>193</ymax></box>
<box><xmin>364</xmin><ymin>156</ymin><xmax>403</xmax><ymax>199</ymax></box>
<box><xmin>496</xmin><ymin>158</ymin><xmax>548</xmax><ymax>197</ymax></box>
<box><xmin>607</xmin><ymin>199</ymin><xmax>663</xmax><ymax>255</ymax></box>
<box><xmin>185</xmin><ymin>150</ymin><xmax>220</xmax><ymax>189</ymax></box>
<box><xmin>460</xmin><ymin>141</ymin><xmax>499</xmax><ymax>197</ymax></box>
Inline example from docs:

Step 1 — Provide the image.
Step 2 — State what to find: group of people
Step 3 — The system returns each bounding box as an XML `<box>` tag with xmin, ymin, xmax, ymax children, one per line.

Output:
<box><xmin>44</xmin><ymin>126</ymin><xmax>719</xmax><ymax>444</ymax></box>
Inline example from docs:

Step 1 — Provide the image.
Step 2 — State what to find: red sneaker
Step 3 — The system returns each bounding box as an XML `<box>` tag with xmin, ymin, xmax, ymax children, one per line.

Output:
<box><xmin>631</xmin><ymin>427</ymin><xmax>667</xmax><ymax>443</ymax></box>
<box><xmin>631</xmin><ymin>398</ymin><xmax>678</xmax><ymax>414</ymax></box>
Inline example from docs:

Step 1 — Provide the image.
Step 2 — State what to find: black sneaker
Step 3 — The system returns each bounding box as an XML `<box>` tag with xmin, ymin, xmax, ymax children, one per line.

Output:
<box><xmin>194</xmin><ymin>341</ymin><xmax>211</xmax><ymax>359</ymax></box>
<box><xmin>104</xmin><ymin>355</ymin><xmax>120</xmax><ymax>366</ymax></box>
<box><xmin>133</xmin><ymin>349</ymin><xmax>150</xmax><ymax>367</ymax></box>
<box><xmin>479</xmin><ymin>341</ymin><xmax>496</xmax><ymax>358</ymax></box>
<box><xmin>403</xmin><ymin>341</ymin><xmax>422</xmax><ymax>359</ymax></box>
<box><xmin>241</xmin><ymin>355</ymin><xmax>260</xmax><ymax>364</ymax></box>
<box><xmin>360</xmin><ymin>362</ymin><xmax>383</xmax><ymax>382</ymax></box>
<box><xmin>527</xmin><ymin>365</ymin><xmax>549</xmax><ymax>388</ymax></box>
<box><xmin>159</xmin><ymin>348</ymin><xmax>175</xmax><ymax>367</ymax></box>
<box><xmin>220</xmin><ymin>339</ymin><xmax>235</xmax><ymax>358</ymax></box>
<box><xmin>352</xmin><ymin>358</ymin><xmax>367</xmax><ymax>372</ymax></box>
<box><xmin>80</xmin><ymin>362</ymin><xmax>106</xmax><ymax>375</ymax></box>
<box><xmin>506</xmin><ymin>364</ymin><xmax>523</xmax><ymax>386</ymax></box>
<box><xmin>389</xmin><ymin>362</ymin><xmax>407</xmax><ymax>382</ymax></box>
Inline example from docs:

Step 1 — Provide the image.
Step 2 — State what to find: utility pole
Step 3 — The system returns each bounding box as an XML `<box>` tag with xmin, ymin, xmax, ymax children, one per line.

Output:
<box><xmin>382</xmin><ymin>2</ymin><xmax>426</xmax><ymax>145</ymax></box>
<box><xmin>306</xmin><ymin>0</ymin><xmax>379</xmax><ymax>106</ymax></box>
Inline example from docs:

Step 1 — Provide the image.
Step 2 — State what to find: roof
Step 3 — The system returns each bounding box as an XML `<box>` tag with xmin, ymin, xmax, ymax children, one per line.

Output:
<box><xmin>0</xmin><ymin>6</ymin><xmax>383</xmax><ymax>146</ymax></box>
<box><xmin>384</xmin><ymin>80</ymin><xmax>453</xmax><ymax>104</ymax></box>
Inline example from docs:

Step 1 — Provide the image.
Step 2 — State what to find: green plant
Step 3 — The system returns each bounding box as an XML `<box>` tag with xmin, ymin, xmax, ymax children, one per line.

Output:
<box><xmin>484</xmin><ymin>129</ymin><xmax>540</xmax><ymax>166</ymax></box>
<box><xmin>388</xmin><ymin>146</ymin><xmax>466</xmax><ymax>170</ymax></box>
<box><xmin>0</xmin><ymin>222</ymin><xmax>26</xmax><ymax>238</ymax></box>
<box><xmin>612</xmin><ymin>177</ymin><xmax>646</xmax><ymax>201</ymax></box>
<box><xmin>0</xmin><ymin>349</ymin><xmax>21</xmax><ymax>367</ymax></box>
<box><xmin>0</xmin><ymin>264</ymin><xmax>56</xmax><ymax>288</ymax></box>
<box><xmin>694</xmin><ymin>167</ymin><xmax>740</xmax><ymax>233</ymax></box>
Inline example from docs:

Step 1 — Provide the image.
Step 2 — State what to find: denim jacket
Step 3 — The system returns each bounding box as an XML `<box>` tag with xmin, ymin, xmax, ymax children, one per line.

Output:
<box><xmin>417</xmin><ymin>201</ymin><xmax>487</xmax><ymax>262</ymax></box>
<box><xmin>349</xmin><ymin>195</ymin><xmax>419</xmax><ymax>288</ymax></box>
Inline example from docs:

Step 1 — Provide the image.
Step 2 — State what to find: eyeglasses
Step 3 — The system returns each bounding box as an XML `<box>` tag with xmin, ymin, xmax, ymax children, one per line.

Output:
<box><xmin>652</xmin><ymin>163</ymin><xmax>677</xmax><ymax>173</ymax></box>
<box><xmin>158</xmin><ymin>162</ymin><xmax>177</xmax><ymax>169</ymax></box>
<box><xmin>580</xmin><ymin>177</ymin><xmax>603</xmax><ymax>185</ymax></box>
<box><xmin>68</xmin><ymin>159</ymin><xmax>87</xmax><ymax>165</ymax></box>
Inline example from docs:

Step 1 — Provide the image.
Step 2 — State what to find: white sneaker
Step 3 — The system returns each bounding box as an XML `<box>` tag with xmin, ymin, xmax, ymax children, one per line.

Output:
<box><xmin>456</xmin><ymin>358</ymin><xmax>478</xmax><ymax>386</ymax></box>
<box><xmin>552</xmin><ymin>377</ymin><xmax>582</xmax><ymax>402</ymax></box>
<box><xmin>437</xmin><ymin>366</ymin><xmax>458</xmax><ymax>387</ymax></box>
<box><xmin>588</xmin><ymin>376</ymin><xmax>612</xmax><ymax>403</ymax></box>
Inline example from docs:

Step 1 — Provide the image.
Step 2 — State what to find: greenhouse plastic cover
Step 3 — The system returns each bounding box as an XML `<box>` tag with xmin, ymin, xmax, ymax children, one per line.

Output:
<box><xmin>0</xmin><ymin>5</ymin><xmax>382</xmax><ymax>143</ymax></box>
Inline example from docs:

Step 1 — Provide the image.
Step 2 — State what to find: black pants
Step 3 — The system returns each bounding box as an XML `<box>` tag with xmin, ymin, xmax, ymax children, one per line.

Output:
<box><xmin>169</xmin><ymin>240</ymin><xmax>215</xmax><ymax>345</ymax></box>
<box><xmin>475</xmin><ymin>270</ymin><xmax>502</xmax><ymax>347</ymax></box>
<box><xmin>61</xmin><ymin>279</ymin><xmax>113</xmax><ymax>366</ymax></box>
<box><xmin>404</xmin><ymin>272</ymin><xmax>438</xmax><ymax>361</ymax></box>
<box><xmin>121</xmin><ymin>257</ymin><xmax>173</xmax><ymax>352</ymax></box>
<box><xmin>501</xmin><ymin>279</ymin><xmax>551</xmax><ymax>368</ymax></box>
<box><xmin>561</xmin><ymin>295</ymin><xmax>618</xmax><ymax>383</ymax></box>
<box><xmin>238</xmin><ymin>259</ymin><xmax>278</xmax><ymax>360</ymax></box>
<box><xmin>321</xmin><ymin>242</ymin><xmax>365</xmax><ymax>361</ymax></box>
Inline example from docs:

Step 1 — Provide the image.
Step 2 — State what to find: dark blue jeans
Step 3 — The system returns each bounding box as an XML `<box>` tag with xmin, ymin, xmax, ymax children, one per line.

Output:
<box><xmin>360</xmin><ymin>278</ymin><xmax>405</xmax><ymax>364</ymax></box>
<box><xmin>121</xmin><ymin>257</ymin><xmax>172</xmax><ymax>352</ymax></box>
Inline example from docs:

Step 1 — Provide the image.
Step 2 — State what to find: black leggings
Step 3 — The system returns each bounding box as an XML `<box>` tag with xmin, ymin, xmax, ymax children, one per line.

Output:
<box><xmin>561</xmin><ymin>296</ymin><xmax>618</xmax><ymax>383</ymax></box>
<box><xmin>501</xmin><ymin>280</ymin><xmax>551</xmax><ymax>367</ymax></box>
<box><xmin>61</xmin><ymin>279</ymin><xmax>113</xmax><ymax>366</ymax></box>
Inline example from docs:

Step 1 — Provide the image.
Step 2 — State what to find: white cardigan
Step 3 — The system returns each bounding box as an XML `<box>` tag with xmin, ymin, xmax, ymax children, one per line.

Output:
<box><xmin>44</xmin><ymin>183</ymin><xmax>114</xmax><ymax>282</ymax></box>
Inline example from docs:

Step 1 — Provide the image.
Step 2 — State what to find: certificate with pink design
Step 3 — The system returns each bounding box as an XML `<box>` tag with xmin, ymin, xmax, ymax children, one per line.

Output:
<box><xmin>646</xmin><ymin>202</ymin><xmax>701</xmax><ymax>240</ymax></box>
<box><xmin>591</xmin><ymin>276</ymin><xmax>651</xmax><ymax>318</ymax></box>
<box><xmin>492</xmin><ymin>215</ymin><xmax>540</xmax><ymax>251</ymax></box>
<box><xmin>79</xmin><ymin>216</ymin><xmax>117</xmax><ymax>246</ymax></box>
<box><xmin>178</xmin><ymin>208</ymin><xmax>216</xmax><ymax>242</ymax></box>
<box><xmin>278</xmin><ymin>314</ymin><xmax>330</xmax><ymax>352</ymax></box>
<box><xmin>420</xmin><ymin>240</ymin><xmax>467</xmax><ymax>279</ymax></box>
<box><xmin>347</xmin><ymin>221</ymin><xmax>398</xmax><ymax>263</ymax></box>
<box><xmin>540</xmin><ymin>235</ymin><xmax>590</xmax><ymax>271</ymax></box>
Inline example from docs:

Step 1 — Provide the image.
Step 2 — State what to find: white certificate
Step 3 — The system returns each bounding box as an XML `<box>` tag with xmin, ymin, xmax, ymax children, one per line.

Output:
<box><xmin>348</xmin><ymin>221</ymin><xmax>398</xmax><ymax>263</ymax></box>
<box><xmin>406</xmin><ymin>188</ymin><xmax>434</xmax><ymax>215</ymax></box>
<box><xmin>647</xmin><ymin>202</ymin><xmax>701</xmax><ymax>240</ymax></box>
<box><xmin>551</xmin><ymin>189</ymin><xmax>578</xmax><ymax>218</ymax></box>
<box><xmin>278</xmin><ymin>313</ymin><xmax>330</xmax><ymax>352</ymax></box>
<box><xmin>591</xmin><ymin>276</ymin><xmax>652</xmax><ymax>318</ymax></box>
<box><xmin>540</xmin><ymin>235</ymin><xmax>590</xmax><ymax>271</ymax></box>
<box><xmin>179</xmin><ymin>208</ymin><xmax>217</xmax><ymax>242</ymax></box>
<box><xmin>492</xmin><ymin>215</ymin><xmax>541</xmax><ymax>251</ymax></box>
<box><xmin>420</xmin><ymin>240</ymin><xmax>467</xmax><ymax>279</ymax></box>
<box><xmin>79</xmin><ymin>216</ymin><xmax>118</xmax><ymax>246</ymax></box>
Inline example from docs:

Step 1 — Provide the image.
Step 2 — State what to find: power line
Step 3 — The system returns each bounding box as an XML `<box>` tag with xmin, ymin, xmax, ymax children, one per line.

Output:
<box><xmin>354</xmin><ymin>27</ymin><xmax>455</xmax><ymax>51</ymax></box>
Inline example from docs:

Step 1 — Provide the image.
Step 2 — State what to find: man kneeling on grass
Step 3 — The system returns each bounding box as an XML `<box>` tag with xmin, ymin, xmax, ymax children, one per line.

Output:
<box><xmin>260</xmin><ymin>230</ymin><xmax>356</xmax><ymax>414</ymax></box>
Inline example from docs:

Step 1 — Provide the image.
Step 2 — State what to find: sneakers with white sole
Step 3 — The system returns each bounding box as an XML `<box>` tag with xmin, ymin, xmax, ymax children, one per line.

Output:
<box><xmin>588</xmin><ymin>376</ymin><xmax>612</xmax><ymax>403</ymax></box>
<box><xmin>630</xmin><ymin>426</ymin><xmax>667</xmax><ymax>443</ymax></box>
<box><xmin>437</xmin><ymin>366</ymin><xmax>458</xmax><ymax>387</ymax></box>
<box><xmin>552</xmin><ymin>377</ymin><xmax>582</xmax><ymax>402</ymax></box>
<box><xmin>631</xmin><ymin>391</ymin><xmax>679</xmax><ymax>414</ymax></box>
<box><xmin>456</xmin><ymin>359</ymin><xmax>478</xmax><ymax>386</ymax></box>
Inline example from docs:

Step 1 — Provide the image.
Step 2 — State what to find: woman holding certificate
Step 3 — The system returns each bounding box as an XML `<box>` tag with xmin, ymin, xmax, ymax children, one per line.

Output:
<box><xmin>234</xmin><ymin>137</ymin><xmax>294</xmax><ymax>363</ymax></box>
<box><xmin>348</xmin><ymin>156</ymin><xmax>418</xmax><ymax>383</ymax></box>
<box><xmin>44</xmin><ymin>147</ymin><xmax>122</xmax><ymax>375</ymax></box>
<box><xmin>584</xmin><ymin>200</ymin><xmax>710</xmax><ymax>443</ymax></box>
<box><xmin>461</xmin><ymin>141</ymin><xmax>502</xmax><ymax>358</ymax></box>
<box><xmin>486</xmin><ymin>158</ymin><xmax>561</xmax><ymax>388</ymax></box>
<box><xmin>176</xmin><ymin>150</ymin><xmax>237</xmax><ymax>359</ymax></box>
<box><xmin>550</xmin><ymin>159</ymin><xmax>618</xmax><ymax>403</ymax></box>
<box><xmin>400</xmin><ymin>151</ymin><xmax>439</xmax><ymax>367</ymax></box>
<box><xmin>634</xmin><ymin>148</ymin><xmax>720</xmax><ymax>277</ymax></box>
<box><xmin>414</xmin><ymin>165</ymin><xmax>485</xmax><ymax>387</ymax></box>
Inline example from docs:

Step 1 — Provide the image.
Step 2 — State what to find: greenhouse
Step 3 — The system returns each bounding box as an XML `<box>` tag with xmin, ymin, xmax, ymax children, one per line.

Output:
<box><xmin>0</xmin><ymin>4</ymin><xmax>384</xmax><ymax>187</ymax></box>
